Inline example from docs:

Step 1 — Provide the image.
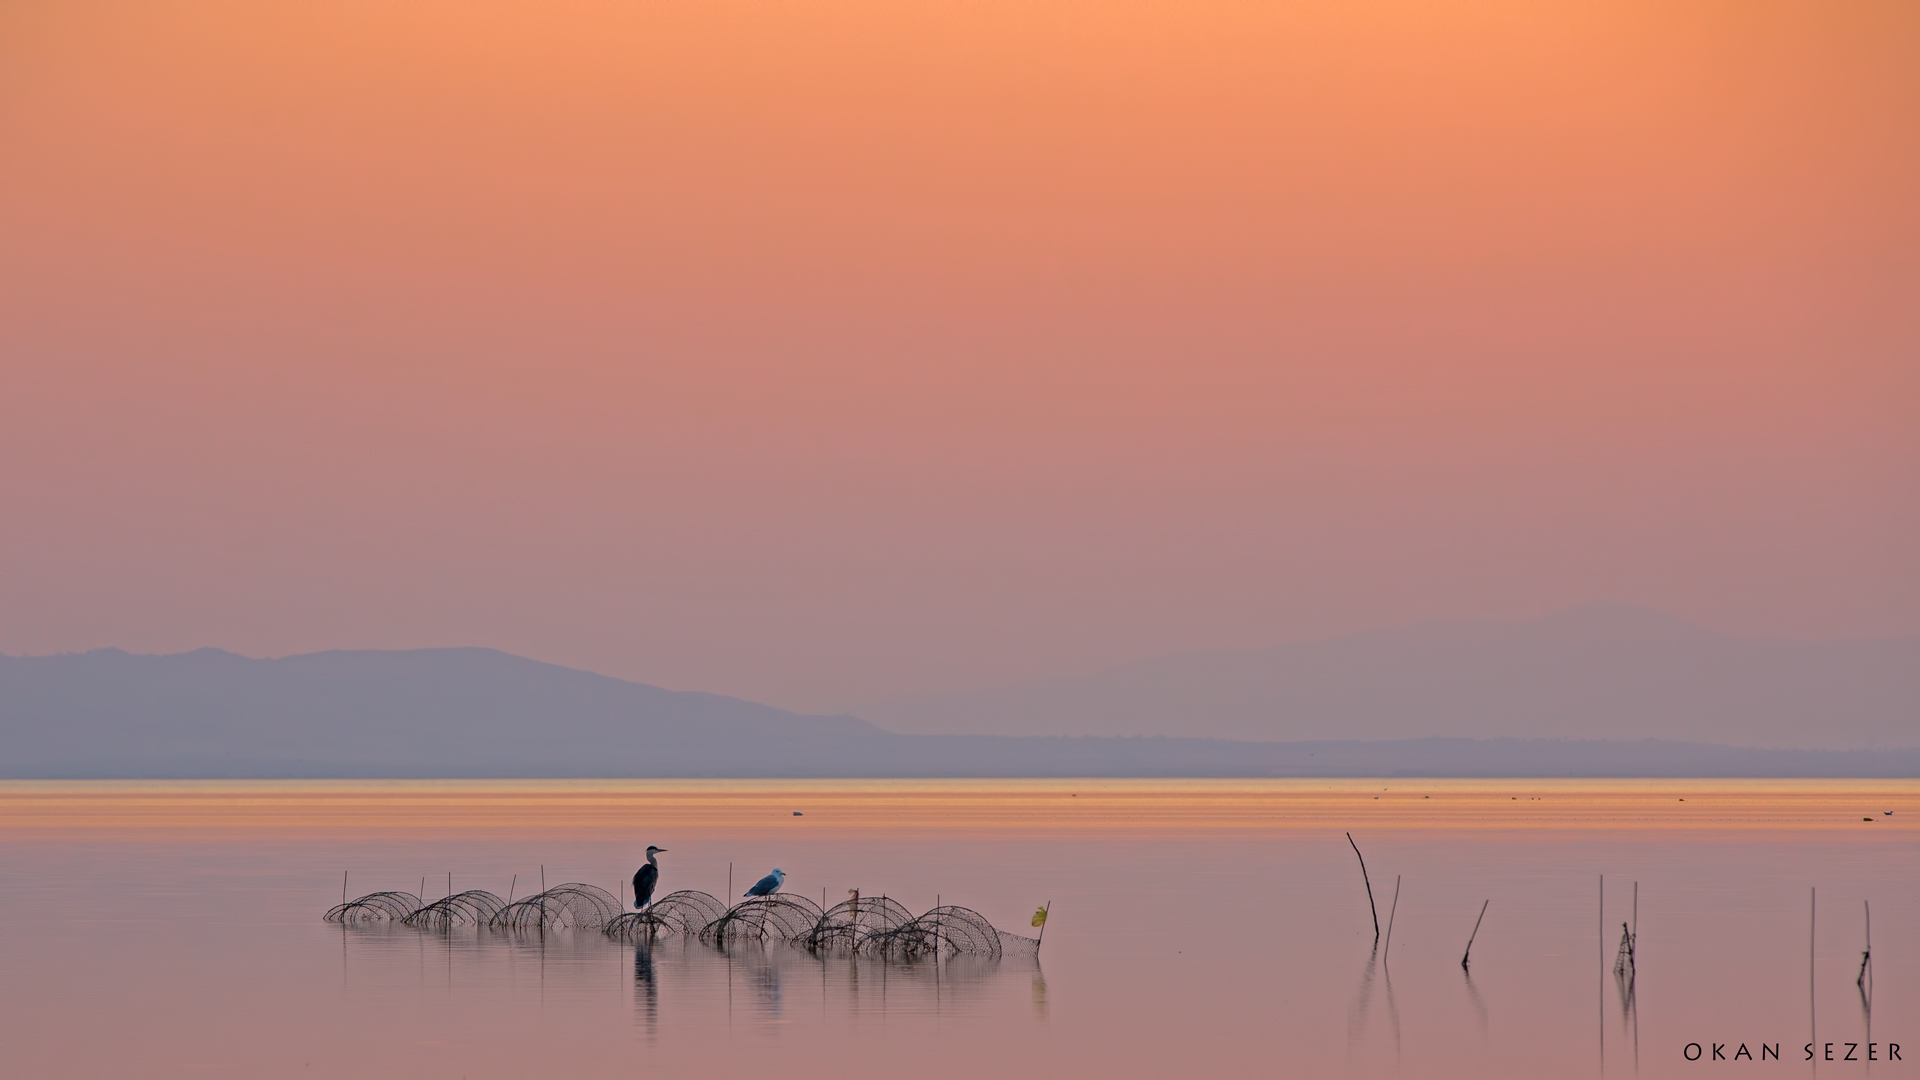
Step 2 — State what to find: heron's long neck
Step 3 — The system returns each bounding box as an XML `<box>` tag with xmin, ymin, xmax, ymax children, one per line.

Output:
<box><xmin>646</xmin><ymin>852</ymin><xmax>659</xmax><ymax>867</ymax></box>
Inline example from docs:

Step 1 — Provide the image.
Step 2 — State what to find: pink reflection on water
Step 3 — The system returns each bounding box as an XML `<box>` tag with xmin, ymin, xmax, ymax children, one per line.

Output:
<box><xmin>0</xmin><ymin>780</ymin><xmax>1912</xmax><ymax>1077</ymax></box>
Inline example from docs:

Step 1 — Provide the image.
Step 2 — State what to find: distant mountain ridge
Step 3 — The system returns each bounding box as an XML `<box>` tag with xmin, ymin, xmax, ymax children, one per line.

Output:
<box><xmin>855</xmin><ymin>607</ymin><xmax>1920</xmax><ymax>749</ymax></box>
<box><xmin>2</xmin><ymin>628</ymin><xmax>1917</xmax><ymax>778</ymax></box>
<box><xmin>0</xmin><ymin>646</ymin><xmax>882</xmax><ymax>777</ymax></box>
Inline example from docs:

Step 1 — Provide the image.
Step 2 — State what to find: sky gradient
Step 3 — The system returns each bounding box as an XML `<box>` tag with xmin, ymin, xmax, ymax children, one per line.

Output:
<box><xmin>2</xmin><ymin>0</ymin><xmax>1915</xmax><ymax>710</ymax></box>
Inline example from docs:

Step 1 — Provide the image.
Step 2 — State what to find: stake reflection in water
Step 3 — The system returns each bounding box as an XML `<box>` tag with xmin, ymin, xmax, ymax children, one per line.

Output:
<box><xmin>1463</xmin><ymin>965</ymin><xmax>1488</xmax><ymax>1045</ymax></box>
<box><xmin>1858</xmin><ymin>898</ymin><xmax>1872</xmax><ymax>1047</ymax></box>
<box><xmin>1348</xmin><ymin>949</ymin><xmax>1401</xmax><ymax>1064</ymax></box>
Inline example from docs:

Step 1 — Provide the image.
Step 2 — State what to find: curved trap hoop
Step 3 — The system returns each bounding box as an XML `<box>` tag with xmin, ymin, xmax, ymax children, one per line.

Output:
<box><xmin>489</xmin><ymin>884</ymin><xmax>621</xmax><ymax>931</ymax></box>
<box><xmin>403</xmin><ymin>890</ymin><xmax>506</xmax><ymax>931</ymax></box>
<box><xmin>325</xmin><ymin>891</ymin><xmax>422</xmax><ymax>925</ymax></box>
<box><xmin>605</xmin><ymin>890</ymin><xmax>728</xmax><ymax>942</ymax></box>
<box><xmin>699</xmin><ymin>894</ymin><xmax>826</xmax><ymax>946</ymax></box>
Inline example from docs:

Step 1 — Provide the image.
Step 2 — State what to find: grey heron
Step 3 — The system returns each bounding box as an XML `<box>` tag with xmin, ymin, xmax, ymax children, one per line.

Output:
<box><xmin>743</xmin><ymin>868</ymin><xmax>785</xmax><ymax>897</ymax></box>
<box><xmin>632</xmin><ymin>846</ymin><xmax>666</xmax><ymax>909</ymax></box>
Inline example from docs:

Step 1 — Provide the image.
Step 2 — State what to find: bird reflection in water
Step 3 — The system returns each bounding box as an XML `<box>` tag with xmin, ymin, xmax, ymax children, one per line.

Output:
<box><xmin>745</xmin><ymin>946</ymin><xmax>785</xmax><ymax>1018</ymax></box>
<box><xmin>634</xmin><ymin>943</ymin><xmax>658</xmax><ymax>1039</ymax></box>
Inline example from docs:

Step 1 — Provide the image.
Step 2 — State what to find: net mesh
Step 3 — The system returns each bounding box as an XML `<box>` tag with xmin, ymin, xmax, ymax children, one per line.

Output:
<box><xmin>489</xmin><ymin>884</ymin><xmax>622</xmax><ymax>931</ymax></box>
<box><xmin>1612</xmin><ymin>922</ymin><xmax>1635</xmax><ymax>977</ymax></box>
<box><xmin>605</xmin><ymin>890</ymin><xmax>729</xmax><ymax>942</ymax></box>
<box><xmin>997</xmin><ymin>931</ymin><xmax>1042</xmax><ymax>958</ymax></box>
<box><xmin>803</xmin><ymin>894</ymin><xmax>915</xmax><ymax>952</ymax></box>
<box><xmin>699</xmin><ymin>893</ymin><xmax>827</xmax><ymax>946</ymax></box>
<box><xmin>403</xmin><ymin>890</ymin><xmax>507</xmax><ymax>930</ymax></box>
<box><xmin>858</xmin><ymin>905</ymin><xmax>1004</xmax><ymax>959</ymax></box>
<box><xmin>323</xmin><ymin>883</ymin><xmax>1033</xmax><ymax>960</ymax></box>
<box><xmin>324</xmin><ymin>890</ymin><xmax>422</xmax><ymax>925</ymax></box>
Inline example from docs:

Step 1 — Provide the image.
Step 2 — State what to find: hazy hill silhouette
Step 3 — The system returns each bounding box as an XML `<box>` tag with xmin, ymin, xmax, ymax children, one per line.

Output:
<box><xmin>858</xmin><ymin>607</ymin><xmax>1920</xmax><ymax>749</ymax></box>
<box><xmin>0</xmin><ymin>647</ymin><xmax>880</xmax><ymax>777</ymax></box>
<box><xmin>3</xmin><ymin>629</ymin><xmax>1917</xmax><ymax>777</ymax></box>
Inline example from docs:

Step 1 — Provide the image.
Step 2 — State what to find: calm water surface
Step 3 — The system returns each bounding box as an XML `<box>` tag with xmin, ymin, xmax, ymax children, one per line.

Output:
<box><xmin>1</xmin><ymin>779</ymin><xmax>1914</xmax><ymax>1078</ymax></box>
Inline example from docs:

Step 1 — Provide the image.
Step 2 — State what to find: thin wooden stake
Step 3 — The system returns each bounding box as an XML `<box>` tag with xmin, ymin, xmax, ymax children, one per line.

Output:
<box><xmin>342</xmin><ymin>871</ymin><xmax>348</xmax><ymax>906</ymax></box>
<box><xmin>1462</xmin><ymin>899</ymin><xmax>1490</xmax><ymax>969</ymax></box>
<box><xmin>507</xmin><ymin>874</ymin><xmax>516</xmax><ymax>904</ymax></box>
<box><xmin>1858</xmin><ymin>899</ymin><xmax>1872</xmax><ymax>988</ymax></box>
<box><xmin>1631</xmin><ymin>881</ymin><xmax>1638</xmax><ymax>973</ymax></box>
<box><xmin>1382</xmin><ymin>876</ymin><xmax>1401</xmax><ymax>966</ymax></box>
<box><xmin>1036</xmin><ymin>901</ymin><xmax>1051</xmax><ymax>952</ymax></box>
<box><xmin>1346</xmin><ymin>832</ymin><xmax>1381</xmax><ymax>943</ymax></box>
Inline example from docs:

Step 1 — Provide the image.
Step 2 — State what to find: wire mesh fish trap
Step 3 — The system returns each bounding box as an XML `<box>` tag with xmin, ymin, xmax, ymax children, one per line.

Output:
<box><xmin>803</xmin><ymin>894</ymin><xmax>914</xmax><ymax>952</ymax></box>
<box><xmin>996</xmin><ymin>931</ymin><xmax>1041</xmax><ymax>958</ymax></box>
<box><xmin>488</xmin><ymin>884</ymin><xmax>622</xmax><ymax>931</ymax></box>
<box><xmin>324</xmin><ymin>891</ymin><xmax>422</xmax><ymax>925</ymax></box>
<box><xmin>403</xmin><ymin>890</ymin><xmax>506</xmax><ymax>931</ymax></box>
<box><xmin>699</xmin><ymin>894</ymin><xmax>826</xmax><ymax>946</ymax></box>
<box><xmin>1612</xmin><ymin>922</ymin><xmax>1635</xmax><ymax>977</ymax></box>
<box><xmin>605</xmin><ymin>890</ymin><xmax>728</xmax><ymax>942</ymax></box>
<box><xmin>858</xmin><ymin>905</ymin><xmax>1004</xmax><ymax>960</ymax></box>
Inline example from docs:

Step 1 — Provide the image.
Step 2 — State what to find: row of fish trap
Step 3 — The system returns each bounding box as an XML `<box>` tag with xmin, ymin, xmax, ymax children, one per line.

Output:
<box><xmin>610</xmin><ymin>891</ymin><xmax>1030</xmax><ymax>959</ymax></box>
<box><xmin>327</xmin><ymin>887</ymin><xmax>1035</xmax><ymax>958</ymax></box>
<box><xmin>325</xmin><ymin>884</ymin><xmax>622</xmax><ymax>932</ymax></box>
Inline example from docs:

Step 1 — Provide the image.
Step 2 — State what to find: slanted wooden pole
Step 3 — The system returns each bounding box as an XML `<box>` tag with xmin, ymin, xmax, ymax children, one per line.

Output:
<box><xmin>1462</xmin><ymin>899</ymin><xmax>1490</xmax><ymax>970</ymax></box>
<box><xmin>1346</xmin><ymin>832</ymin><xmax>1381</xmax><ymax>943</ymax></box>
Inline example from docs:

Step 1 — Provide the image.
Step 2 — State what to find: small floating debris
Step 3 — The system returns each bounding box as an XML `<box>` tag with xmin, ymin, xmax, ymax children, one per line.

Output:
<box><xmin>793</xmin><ymin>811</ymin><xmax>804</xmax><ymax>816</ymax></box>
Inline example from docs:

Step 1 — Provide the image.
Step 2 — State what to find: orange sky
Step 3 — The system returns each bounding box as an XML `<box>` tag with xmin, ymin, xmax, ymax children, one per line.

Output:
<box><xmin>1</xmin><ymin>0</ymin><xmax>1915</xmax><ymax>709</ymax></box>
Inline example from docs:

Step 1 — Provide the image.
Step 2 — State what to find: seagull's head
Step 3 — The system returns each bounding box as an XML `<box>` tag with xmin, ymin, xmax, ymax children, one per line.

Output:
<box><xmin>772</xmin><ymin>868</ymin><xmax>785</xmax><ymax>879</ymax></box>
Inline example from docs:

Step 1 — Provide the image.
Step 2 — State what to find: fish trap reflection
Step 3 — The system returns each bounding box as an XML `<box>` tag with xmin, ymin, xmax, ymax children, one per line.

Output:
<box><xmin>327</xmin><ymin>885</ymin><xmax>1038</xmax><ymax>959</ymax></box>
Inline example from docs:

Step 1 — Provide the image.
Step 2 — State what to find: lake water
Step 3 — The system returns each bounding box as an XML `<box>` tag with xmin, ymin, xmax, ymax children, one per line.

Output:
<box><xmin>0</xmin><ymin>779</ymin><xmax>1913</xmax><ymax>1077</ymax></box>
